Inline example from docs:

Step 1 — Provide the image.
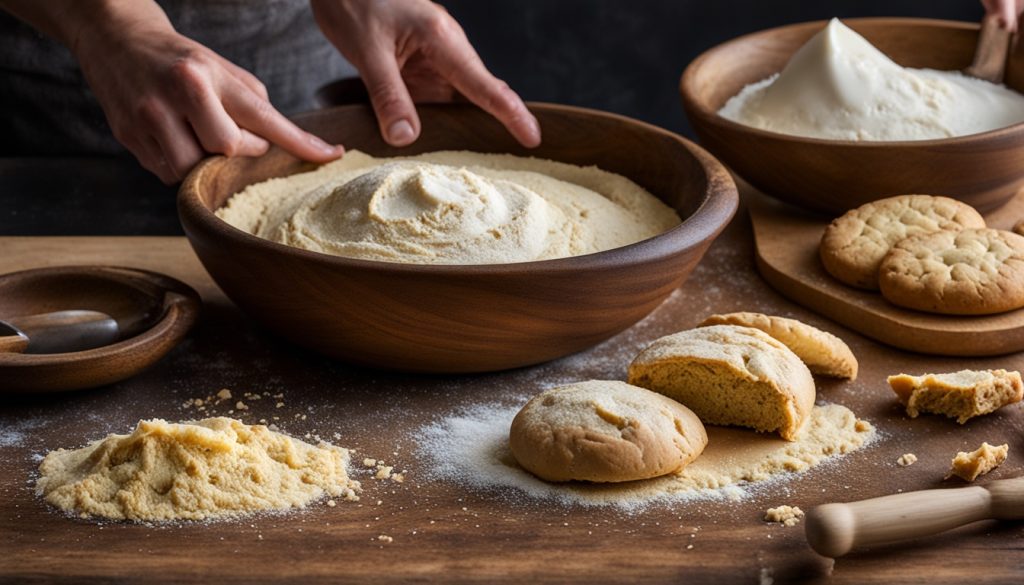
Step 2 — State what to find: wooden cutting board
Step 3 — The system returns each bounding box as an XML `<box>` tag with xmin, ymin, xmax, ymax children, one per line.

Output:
<box><xmin>749</xmin><ymin>184</ymin><xmax>1024</xmax><ymax>356</ymax></box>
<box><xmin>1</xmin><ymin>224</ymin><xmax>1022</xmax><ymax>584</ymax></box>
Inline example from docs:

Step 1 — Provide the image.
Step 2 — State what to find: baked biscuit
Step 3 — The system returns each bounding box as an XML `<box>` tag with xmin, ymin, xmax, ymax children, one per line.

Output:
<box><xmin>946</xmin><ymin>442</ymin><xmax>1008</xmax><ymax>481</ymax></box>
<box><xmin>887</xmin><ymin>369</ymin><xmax>1023</xmax><ymax>424</ymax></box>
<box><xmin>878</xmin><ymin>228</ymin><xmax>1024</xmax><ymax>315</ymax></box>
<box><xmin>627</xmin><ymin>325</ymin><xmax>815</xmax><ymax>441</ymax></box>
<box><xmin>509</xmin><ymin>380</ymin><xmax>707</xmax><ymax>483</ymax></box>
<box><xmin>820</xmin><ymin>195</ymin><xmax>986</xmax><ymax>290</ymax></box>
<box><xmin>699</xmin><ymin>312</ymin><xmax>857</xmax><ymax>379</ymax></box>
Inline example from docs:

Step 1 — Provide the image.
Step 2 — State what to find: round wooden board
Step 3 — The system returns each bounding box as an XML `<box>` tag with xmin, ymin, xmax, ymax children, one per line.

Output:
<box><xmin>747</xmin><ymin>181</ymin><xmax>1024</xmax><ymax>356</ymax></box>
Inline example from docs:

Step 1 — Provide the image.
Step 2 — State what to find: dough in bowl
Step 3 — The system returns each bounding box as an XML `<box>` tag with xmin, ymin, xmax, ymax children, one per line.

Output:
<box><xmin>628</xmin><ymin>325</ymin><xmax>816</xmax><ymax>441</ymax></box>
<box><xmin>509</xmin><ymin>380</ymin><xmax>707</xmax><ymax>483</ymax></box>
<box><xmin>216</xmin><ymin>150</ymin><xmax>681</xmax><ymax>265</ymax></box>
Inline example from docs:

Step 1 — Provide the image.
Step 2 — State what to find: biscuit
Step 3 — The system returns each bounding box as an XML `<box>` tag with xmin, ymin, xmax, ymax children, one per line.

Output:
<box><xmin>878</xmin><ymin>228</ymin><xmax>1024</xmax><ymax>315</ymax></box>
<box><xmin>699</xmin><ymin>312</ymin><xmax>857</xmax><ymax>379</ymax></box>
<box><xmin>819</xmin><ymin>195</ymin><xmax>986</xmax><ymax>290</ymax></box>
<box><xmin>508</xmin><ymin>380</ymin><xmax>707</xmax><ymax>483</ymax></box>
<box><xmin>887</xmin><ymin>369</ymin><xmax>1023</xmax><ymax>424</ymax></box>
<box><xmin>946</xmin><ymin>442</ymin><xmax>1008</xmax><ymax>482</ymax></box>
<box><xmin>627</xmin><ymin>325</ymin><xmax>815</xmax><ymax>441</ymax></box>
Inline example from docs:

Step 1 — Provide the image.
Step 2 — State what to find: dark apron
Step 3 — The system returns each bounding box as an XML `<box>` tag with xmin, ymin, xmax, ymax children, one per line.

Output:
<box><xmin>0</xmin><ymin>0</ymin><xmax>355</xmax><ymax>156</ymax></box>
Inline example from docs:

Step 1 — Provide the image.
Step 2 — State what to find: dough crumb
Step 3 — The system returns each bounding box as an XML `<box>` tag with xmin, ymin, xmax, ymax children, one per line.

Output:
<box><xmin>946</xmin><ymin>442</ymin><xmax>1009</xmax><ymax>481</ymax></box>
<box><xmin>887</xmin><ymin>370</ymin><xmax>1023</xmax><ymax>424</ymax></box>
<box><xmin>377</xmin><ymin>535</ymin><xmax>394</xmax><ymax>543</ymax></box>
<box><xmin>216</xmin><ymin>388</ymin><xmax>232</xmax><ymax>401</ymax></box>
<box><xmin>897</xmin><ymin>453</ymin><xmax>918</xmax><ymax>467</ymax></box>
<box><xmin>363</xmin><ymin>458</ymin><xmax>377</xmax><ymax>467</ymax></box>
<box><xmin>36</xmin><ymin>417</ymin><xmax>360</xmax><ymax>521</ymax></box>
<box><xmin>375</xmin><ymin>466</ymin><xmax>394</xmax><ymax>480</ymax></box>
<box><xmin>764</xmin><ymin>505</ymin><xmax>805</xmax><ymax>526</ymax></box>
<box><xmin>235</xmin><ymin>401</ymin><xmax>248</xmax><ymax>411</ymax></box>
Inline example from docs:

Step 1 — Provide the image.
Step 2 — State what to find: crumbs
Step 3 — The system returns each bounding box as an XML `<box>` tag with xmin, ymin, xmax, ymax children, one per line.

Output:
<box><xmin>764</xmin><ymin>505</ymin><xmax>804</xmax><ymax>526</ymax></box>
<box><xmin>897</xmin><ymin>453</ymin><xmax>917</xmax><ymax>467</ymax></box>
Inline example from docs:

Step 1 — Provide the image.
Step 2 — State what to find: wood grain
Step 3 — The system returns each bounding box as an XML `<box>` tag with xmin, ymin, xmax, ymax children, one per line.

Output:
<box><xmin>179</xmin><ymin>103</ymin><xmax>738</xmax><ymax>373</ymax></box>
<box><xmin>748</xmin><ymin>182</ymin><xmax>1024</xmax><ymax>356</ymax></box>
<box><xmin>680</xmin><ymin>18</ymin><xmax>1024</xmax><ymax>214</ymax></box>
<box><xmin>1</xmin><ymin>223</ymin><xmax>1022</xmax><ymax>584</ymax></box>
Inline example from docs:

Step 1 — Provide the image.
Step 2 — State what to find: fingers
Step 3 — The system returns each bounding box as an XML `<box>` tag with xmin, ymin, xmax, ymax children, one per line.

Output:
<box><xmin>225</xmin><ymin>84</ymin><xmax>344</xmax><ymax>162</ymax></box>
<box><xmin>358</xmin><ymin>44</ymin><xmax>421</xmax><ymax>146</ymax></box>
<box><xmin>419</xmin><ymin>17</ymin><xmax>539</xmax><ymax>147</ymax></box>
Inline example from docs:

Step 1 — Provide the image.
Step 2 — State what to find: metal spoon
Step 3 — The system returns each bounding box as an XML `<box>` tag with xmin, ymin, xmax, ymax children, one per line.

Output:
<box><xmin>0</xmin><ymin>310</ymin><xmax>120</xmax><ymax>354</ymax></box>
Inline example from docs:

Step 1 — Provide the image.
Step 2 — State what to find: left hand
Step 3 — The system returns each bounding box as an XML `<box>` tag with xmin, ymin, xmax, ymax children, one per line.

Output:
<box><xmin>310</xmin><ymin>0</ymin><xmax>541</xmax><ymax>148</ymax></box>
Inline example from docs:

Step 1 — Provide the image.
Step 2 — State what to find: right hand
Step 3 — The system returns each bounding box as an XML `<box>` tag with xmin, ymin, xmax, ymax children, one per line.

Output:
<box><xmin>73</xmin><ymin>15</ymin><xmax>344</xmax><ymax>184</ymax></box>
<box><xmin>983</xmin><ymin>0</ymin><xmax>1024</xmax><ymax>31</ymax></box>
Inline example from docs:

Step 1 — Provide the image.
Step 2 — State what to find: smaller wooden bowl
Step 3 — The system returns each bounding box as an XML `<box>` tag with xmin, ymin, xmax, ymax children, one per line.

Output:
<box><xmin>179</xmin><ymin>103</ymin><xmax>738</xmax><ymax>373</ymax></box>
<box><xmin>0</xmin><ymin>266</ymin><xmax>201</xmax><ymax>393</ymax></box>
<box><xmin>680</xmin><ymin>18</ymin><xmax>1024</xmax><ymax>214</ymax></box>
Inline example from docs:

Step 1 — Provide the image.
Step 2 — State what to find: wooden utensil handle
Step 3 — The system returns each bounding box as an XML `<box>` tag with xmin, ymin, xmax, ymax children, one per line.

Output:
<box><xmin>805</xmin><ymin>486</ymin><xmax>992</xmax><ymax>558</ymax></box>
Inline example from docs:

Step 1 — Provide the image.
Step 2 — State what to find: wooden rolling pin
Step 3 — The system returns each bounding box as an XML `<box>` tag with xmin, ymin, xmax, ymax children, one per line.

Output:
<box><xmin>805</xmin><ymin>476</ymin><xmax>1024</xmax><ymax>557</ymax></box>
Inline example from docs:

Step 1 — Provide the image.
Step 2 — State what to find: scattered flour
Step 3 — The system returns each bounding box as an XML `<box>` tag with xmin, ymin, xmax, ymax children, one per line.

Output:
<box><xmin>417</xmin><ymin>400</ymin><xmax>874</xmax><ymax>511</ymax></box>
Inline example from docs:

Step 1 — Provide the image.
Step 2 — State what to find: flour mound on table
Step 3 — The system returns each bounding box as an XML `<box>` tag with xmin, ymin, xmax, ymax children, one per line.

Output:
<box><xmin>418</xmin><ymin>401</ymin><xmax>874</xmax><ymax>511</ymax></box>
<box><xmin>36</xmin><ymin>417</ymin><xmax>360</xmax><ymax>521</ymax></box>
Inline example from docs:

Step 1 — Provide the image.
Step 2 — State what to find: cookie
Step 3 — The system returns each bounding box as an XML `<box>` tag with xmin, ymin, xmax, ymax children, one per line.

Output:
<box><xmin>819</xmin><ymin>195</ymin><xmax>986</xmax><ymax>290</ymax></box>
<box><xmin>627</xmin><ymin>325</ymin><xmax>815</xmax><ymax>441</ymax></box>
<box><xmin>878</xmin><ymin>228</ymin><xmax>1024</xmax><ymax>315</ymax></box>
<box><xmin>699</xmin><ymin>312</ymin><xmax>858</xmax><ymax>379</ymax></box>
<box><xmin>887</xmin><ymin>369</ymin><xmax>1023</xmax><ymax>424</ymax></box>
<box><xmin>508</xmin><ymin>380</ymin><xmax>707</xmax><ymax>483</ymax></box>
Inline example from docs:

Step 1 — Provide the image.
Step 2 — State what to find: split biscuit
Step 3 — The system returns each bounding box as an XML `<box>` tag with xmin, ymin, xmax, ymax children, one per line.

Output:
<box><xmin>946</xmin><ymin>442</ymin><xmax>1008</xmax><ymax>482</ymax></box>
<box><xmin>699</xmin><ymin>312</ymin><xmax>857</xmax><ymax>379</ymax></box>
<box><xmin>627</xmin><ymin>325</ymin><xmax>815</xmax><ymax>441</ymax></box>
<box><xmin>820</xmin><ymin>195</ymin><xmax>985</xmax><ymax>290</ymax></box>
<box><xmin>887</xmin><ymin>369</ymin><xmax>1023</xmax><ymax>424</ymax></box>
<box><xmin>878</xmin><ymin>228</ymin><xmax>1024</xmax><ymax>315</ymax></box>
<box><xmin>509</xmin><ymin>380</ymin><xmax>707</xmax><ymax>483</ymax></box>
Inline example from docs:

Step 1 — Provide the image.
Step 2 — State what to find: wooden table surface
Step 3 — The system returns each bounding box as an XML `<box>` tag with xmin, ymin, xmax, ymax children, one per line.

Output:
<box><xmin>1</xmin><ymin>193</ymin><xmax>1022</xmax><ymax>584</ymax></box>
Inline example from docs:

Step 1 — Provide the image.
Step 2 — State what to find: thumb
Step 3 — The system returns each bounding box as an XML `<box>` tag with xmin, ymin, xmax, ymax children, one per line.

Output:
<box><xmin>358</xmin><ymin>47</ymin><xmax>420</xmax><ymax>146</ymax></box>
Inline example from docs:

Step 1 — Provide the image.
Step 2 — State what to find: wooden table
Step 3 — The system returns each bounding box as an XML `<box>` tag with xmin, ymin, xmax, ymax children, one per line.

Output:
<box><xmin>1</xmin><ymin>193</ymin><xmax>1022</xmax><ymax>584</ymax></box>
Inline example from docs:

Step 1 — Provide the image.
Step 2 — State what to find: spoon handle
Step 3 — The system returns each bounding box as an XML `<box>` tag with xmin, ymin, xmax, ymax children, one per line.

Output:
<box><xmin>964</xmin><ymin>13</ymin><xmax>1012</xmax><ymax>83</ymax></box>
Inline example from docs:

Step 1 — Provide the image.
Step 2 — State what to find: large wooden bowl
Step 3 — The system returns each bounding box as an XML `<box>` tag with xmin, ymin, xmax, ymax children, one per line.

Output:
<box><xmin>178</xmin><ymin>103</ymin><xmax>737</xmax><ymax>373</ymax></box>
<box><xmin>681</xmin><ymin>18</ymin><xmax>1024</xmax><ymax>214</ymax></box>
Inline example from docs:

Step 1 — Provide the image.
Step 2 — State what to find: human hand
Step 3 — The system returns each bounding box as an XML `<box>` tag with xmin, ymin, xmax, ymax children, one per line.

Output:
<box><xmin>983</xmin><ymin>0</ymin><xmax>1024</xmax><ymax>31</ymax></box>
<box><xmin>310</xmin><ymin>0</ymin><xmax>541</xmax><ymax>148</ymax></box>
<box><xmin>72</xmin><ymin>5</ymin><xmax>344</xmax><ymax>184</ymax></box>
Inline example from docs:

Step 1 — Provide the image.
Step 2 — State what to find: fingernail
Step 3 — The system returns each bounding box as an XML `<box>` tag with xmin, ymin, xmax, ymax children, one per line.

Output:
<box><xmin>309</xmin><ymin>135</ymin><xmax>340</xmax><ymax>154</ymax></box>
<box><xmin>387</xmin><ymin>119</ymin><xmax>415</xmax><ymax>145</ymax></box>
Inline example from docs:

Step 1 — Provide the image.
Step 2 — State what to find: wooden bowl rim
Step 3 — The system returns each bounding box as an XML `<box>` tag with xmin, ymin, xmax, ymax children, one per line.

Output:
<box><xmin>179</xmin><ymin>102</ymin><xmax>738</xmax><ymax>275</ymax></box>
<box><xmin>680</xmin><ymin>16</ymin><xmax>1024</xmax><ymax>148</ymax></box>
<box><xmin>0</xmin><ymin>266</ymin><xmax>200</xmax><ymax>368</ymax></box>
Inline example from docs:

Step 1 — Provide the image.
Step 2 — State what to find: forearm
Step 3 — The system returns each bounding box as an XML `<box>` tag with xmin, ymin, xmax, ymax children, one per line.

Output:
<box><xmin>0</xmin><ymin>0</ymin><xmax>171</xmax><ymax>56</ymax></box>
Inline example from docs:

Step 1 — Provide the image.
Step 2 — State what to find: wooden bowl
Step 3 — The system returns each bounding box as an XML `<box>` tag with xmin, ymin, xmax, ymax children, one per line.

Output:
<box><xmin>0</xmin><ymin>266</ymin><xmax>201</xmax><ymax>393</ymax></box>
<box><xmin>178</xmin><ymin>103</ymin><xmax>737</xmax><ymax>373</ymax></box>
<box><xmin>681</xmin><ymin>18</ymin><xmax>1024</xmax><ymax>214</ymax></box>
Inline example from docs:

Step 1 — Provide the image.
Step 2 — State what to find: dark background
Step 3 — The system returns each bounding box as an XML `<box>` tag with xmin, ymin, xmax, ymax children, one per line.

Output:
<box><xmin>1</xmin><ymin>0</ymin><xmax>986</xmax><ymax>235</ymax></box>
<box><xmin>446</xmin><ymin>0</ymin><xmax>983</xmax><ymax>138</ymax></box>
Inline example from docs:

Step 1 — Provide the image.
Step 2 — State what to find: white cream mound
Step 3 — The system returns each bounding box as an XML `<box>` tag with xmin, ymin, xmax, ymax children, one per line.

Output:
<box><xmin>35</xmin><ymin>417</ymin><xmax>360</xmax><ymax>521</ymax></box>
<box><xmin>420</xmin><ymin>402</ymin><xmax>875</xmax><ymax>510</ymax></box>
<box><xmin>719</xmin><ymin>18</ymin><xmax>1024</xmax><ymax>141</ymax></box>
<box><xmin>215</xmin><ymin>150</ymin><xmax>681</xmax><ymax>264</ymax></box>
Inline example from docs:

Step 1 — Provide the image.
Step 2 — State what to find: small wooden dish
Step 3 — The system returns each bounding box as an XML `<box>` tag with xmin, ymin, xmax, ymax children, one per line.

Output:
<box><xmin>0</xmin><ymin>266</ymin><xmax>201</xmax><ymax>393</ymax></box>
<box><xmin>179</xmin><ymin>103</ymin><xmax>738</xmax><ymax>373</ymax></box>
<box><xmin>681</xmin><ymin>18</ymin><xmax>1024</xmax><ymax>214</ymax></box>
